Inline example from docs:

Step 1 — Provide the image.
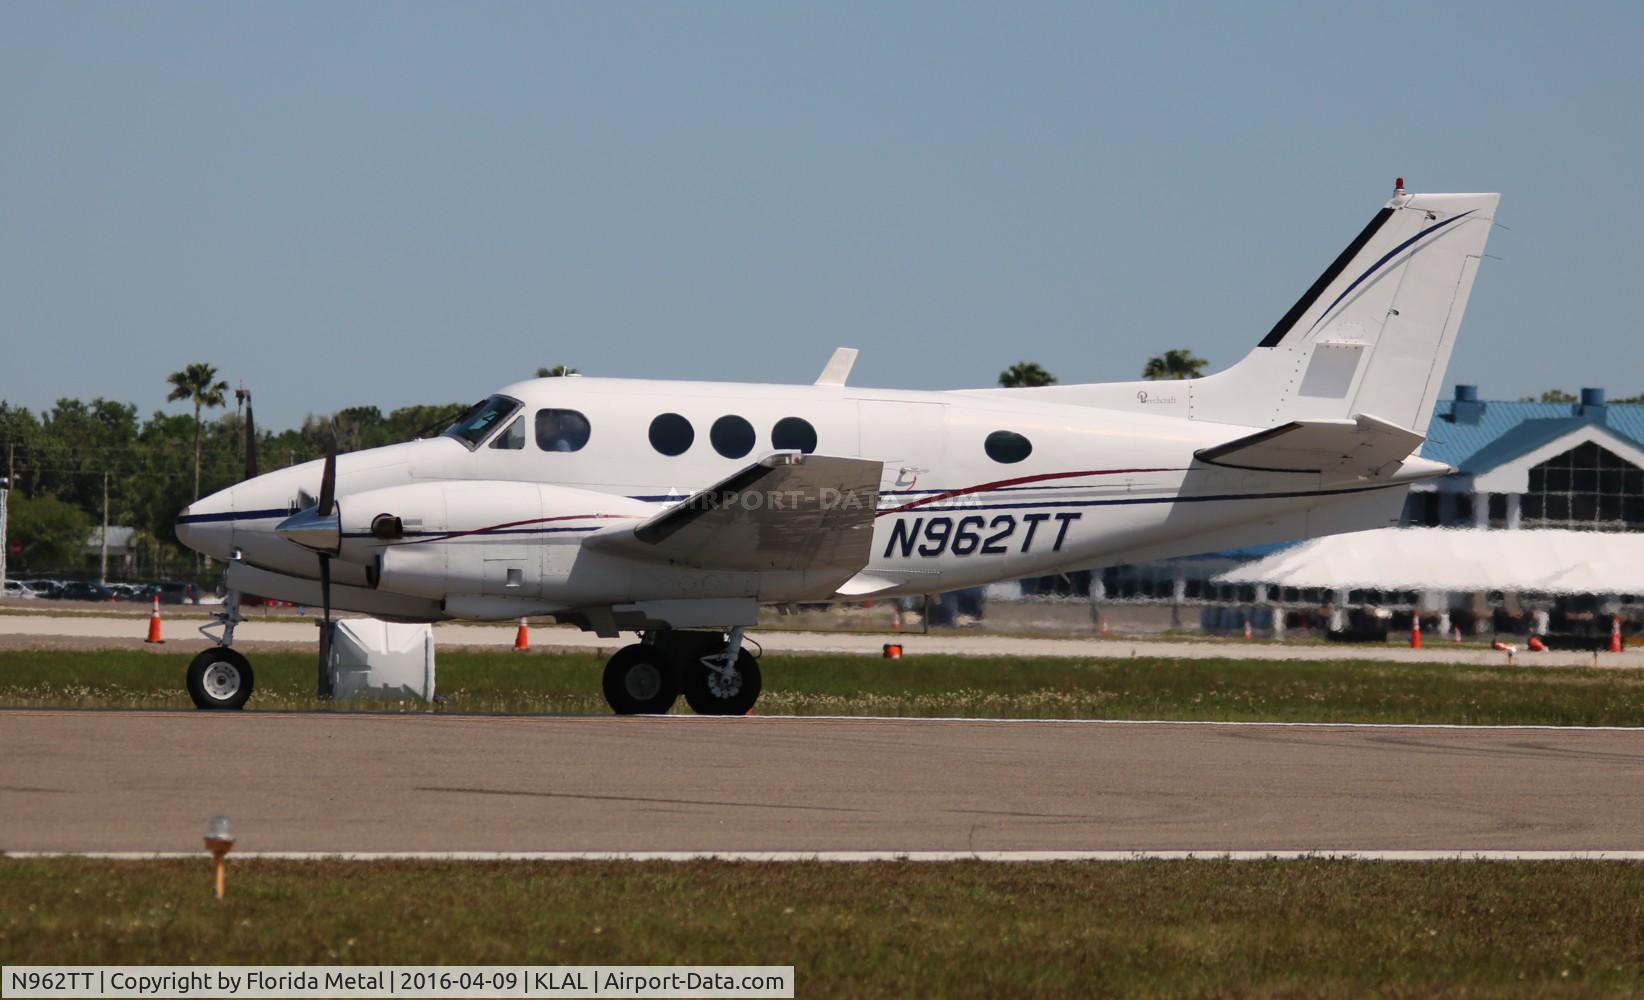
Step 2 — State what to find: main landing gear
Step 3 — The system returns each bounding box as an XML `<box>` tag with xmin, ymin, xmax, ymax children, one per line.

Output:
<box><xmin>602</xmin><ymin>627</ymin><xmax>762</xmax><ymax>716</ymax></box>
<box><xmin>188</xmin><ymin>590</ymin><xmax>256</xmax><ymax>710</ymax></box>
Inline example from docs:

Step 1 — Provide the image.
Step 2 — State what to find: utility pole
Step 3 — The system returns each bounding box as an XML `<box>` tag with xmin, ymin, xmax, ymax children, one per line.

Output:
<box><xmin>0</xmin><ymin>474</ymin><xmax>9</xmax><ymax>597</ymax></box>
<box><xmin>1</xmin><ymin>444</ymin><xmax>11</xmax><ymax>594</ymax></box>
<box><xmin>100</xmin><ymin>471</ymin><xmax>110</xmax><ymax>584</ymax></box>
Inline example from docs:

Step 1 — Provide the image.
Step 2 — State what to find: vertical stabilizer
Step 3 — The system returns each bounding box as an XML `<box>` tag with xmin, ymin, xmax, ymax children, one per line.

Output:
<box><xmin>970</xmin><ymin>185</ymin><xmax>1500</xmax><ymax>435</ymax></box>
<box><xmin>1212</xmin><ymin>186</ymin><xmax>1499</xmax><ymax>433</ymax></box>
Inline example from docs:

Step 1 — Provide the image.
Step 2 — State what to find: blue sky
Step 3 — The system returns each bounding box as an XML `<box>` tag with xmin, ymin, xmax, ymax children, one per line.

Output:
<box><xmin>4</xmin><ymin>2</ymin><xmax>1641</xmax><ymax>428</ymax></box>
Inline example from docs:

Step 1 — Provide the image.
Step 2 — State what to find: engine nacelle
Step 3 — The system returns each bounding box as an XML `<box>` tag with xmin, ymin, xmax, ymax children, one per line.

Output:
<box><xmin>332</xmin><ymin>480</ymin><xmax>652</xmax><ymax>605</ymax></box>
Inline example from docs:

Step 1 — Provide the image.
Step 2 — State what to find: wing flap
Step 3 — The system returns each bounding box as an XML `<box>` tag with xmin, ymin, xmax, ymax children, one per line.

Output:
<box><xmin>585</xmin><ymin>453</ymin><xmax>883</xmax><ymax>574</ymax></box>
<box><xmin>1195</xmin><ymin>413</ymin><xmax>1428</xmax><ymax>482</ymax></box>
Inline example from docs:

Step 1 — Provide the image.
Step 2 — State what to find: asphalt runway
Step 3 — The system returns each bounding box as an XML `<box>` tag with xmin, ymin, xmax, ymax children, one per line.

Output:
<box><xmin>4</xmin><ymin>711</ymin><xmax>1644</xmax><ymax>854</ymax></box>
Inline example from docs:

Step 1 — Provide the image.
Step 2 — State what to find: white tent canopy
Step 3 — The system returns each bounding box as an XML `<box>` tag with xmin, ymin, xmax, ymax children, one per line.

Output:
<box><xmin>1213</xmin><ymin>528</ymin><xmax>1644</xmax><ymax>594</ymax></box>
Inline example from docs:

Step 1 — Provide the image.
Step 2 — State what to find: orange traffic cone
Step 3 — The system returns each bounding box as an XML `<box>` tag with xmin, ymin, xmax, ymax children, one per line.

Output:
<box><xmin>1609</xmin><ymin>615</ymin><xmax>1623</xmax><ymax>653</ymax></box>
<box><xmin>513</xmin><ymin>617</ymin><xmax>529</xmax><ymax>651</ymax></box>
<box><xmin>1099</xmin><ymin>618</ymin><xmax>1110</xmax><ymax>637</ymax></box>
<box><xmin>144</xmin><ymin>596</ymin><xmax>164</xmax><ymax>644</ymax></box>
<box><xmin>1527</xmin><ymin>636</ymin><xmax>1547</xmax><ymax>652</ymax></box>
<box><xmin>1243</xmin><ymin>620</ymin><xmax>1253</xmax><ymax>640</ymax></box>
<box><xmin>1410</xmin><ymin>616</ymin><xmax>1422</xmax><ymax>650</ymax></box>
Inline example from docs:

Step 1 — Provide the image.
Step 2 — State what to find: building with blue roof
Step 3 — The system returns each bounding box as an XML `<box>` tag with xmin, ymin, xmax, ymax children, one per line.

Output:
<box><xmin>1408</xmin><ymin>385</ymin><xmax>1644</xmax><ymax>531</ymax></box>
<box><xmin>1071</xmin><ymin>383</ymin><xmax>1644</xmax><ymax>635</ymax></box>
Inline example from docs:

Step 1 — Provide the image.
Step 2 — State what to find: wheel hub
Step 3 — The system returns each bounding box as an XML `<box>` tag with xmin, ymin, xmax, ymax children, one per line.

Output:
<box><xmin>624</xmin><ymin>663</ymin><xmax>663</xmax><ymax>701</ymax></box>
<box><xmin>703</xmin><ymin>658</ymin><xmax>742</xmax><ymax>699</ymax></box>
<box><xmin>203</xmin><ymin>662</ymin><xmax>241</xmax><ymax>701</ymax></box>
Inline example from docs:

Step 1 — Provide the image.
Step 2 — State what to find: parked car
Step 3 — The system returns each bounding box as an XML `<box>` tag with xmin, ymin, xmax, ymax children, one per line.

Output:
<box><xmin>60</xmin><ymin>581</ymin><xmax>117</xmax><ymax>602</ymax></box>
<box><xmin>24</xmin><ymin>579</ymin><xmax>66</xmax><ymax>599</ymax></box>
<box><xmin>109</xmin><ymin>583</ymin><xmax>155</xmax><ymax>602</ymax></box>
<box><xmin>154</xmin><ymin>580</ymin><xmax>199</xmax><ymax>605</ymax></box>
<box><xmin>2</xmin><ymin>580</ymin><xmax>39</xmax><ymax>599</ymax></box>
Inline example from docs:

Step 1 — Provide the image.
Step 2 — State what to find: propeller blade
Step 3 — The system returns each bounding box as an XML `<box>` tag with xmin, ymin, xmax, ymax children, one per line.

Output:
<box><xmin>317</xmin><ymin>451</ymin><xmax>337</xmax><ymax>518</ymax></box>
<box><xmin>316</xmin><ymin>551</ymin><xmax>334</xmax><ymax>700</ymax></box>
<box><xmin>244</xmin><ymin>399</ymin><xmax>259</xmax><ymax>481</ymax></box>
<box><xmin>319</xmin><ymin>553</ymin><xmax>332</xmax><ymax>623</ymax></box>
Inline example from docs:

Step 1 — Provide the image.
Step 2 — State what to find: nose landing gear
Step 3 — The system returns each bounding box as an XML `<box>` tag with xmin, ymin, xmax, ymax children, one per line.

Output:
<box><xmin>188</xmin><ymin>590</ymin><xmax>256</xmax><ymax>710</ymax></box>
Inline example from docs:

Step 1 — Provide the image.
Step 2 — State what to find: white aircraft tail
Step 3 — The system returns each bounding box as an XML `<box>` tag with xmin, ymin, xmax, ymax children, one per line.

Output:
<box><xmin>977</xmin><ymin>185</ymin><xmax>1500</xmax><ymax>435</ymax></box>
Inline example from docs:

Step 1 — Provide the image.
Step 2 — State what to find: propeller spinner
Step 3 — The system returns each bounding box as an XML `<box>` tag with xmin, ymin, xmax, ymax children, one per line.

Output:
<box><xmin>274</xmin><ymin>453</ymin><xmax>340</xmax><ymax>554</ymax></box>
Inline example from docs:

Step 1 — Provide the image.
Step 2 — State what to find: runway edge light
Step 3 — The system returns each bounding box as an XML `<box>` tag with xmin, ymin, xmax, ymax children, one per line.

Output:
<box><xmin>205</xmin><ymin>815</ymin><xmax>235</xmax><ymax>900</ymax></box>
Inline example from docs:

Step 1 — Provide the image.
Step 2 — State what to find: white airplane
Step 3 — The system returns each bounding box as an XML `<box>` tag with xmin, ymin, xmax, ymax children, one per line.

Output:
<box><xmin>176</xmin><ymin>182</ymin><xmax>1499</xmax><ymax>715</ymax></box>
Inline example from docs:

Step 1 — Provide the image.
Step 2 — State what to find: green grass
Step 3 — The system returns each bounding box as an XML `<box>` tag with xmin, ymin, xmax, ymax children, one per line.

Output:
<box><xmin>4</xmin><ymin>648</ymin><xmax>1644</xmax><ymax>725</ymax></box>
<box><xmin>3</xmin><ymin>859</ymin><xmax>1643</xmax><ymax>997</ymax></box>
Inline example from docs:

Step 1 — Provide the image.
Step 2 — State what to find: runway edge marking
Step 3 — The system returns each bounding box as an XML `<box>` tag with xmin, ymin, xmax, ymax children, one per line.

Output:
<box><xmin>652</xmin><ymin>715</ymin><xmax>1644</xmax><ymax>733</ymax></box>
<box><xmin>8</xmin><ymin>851</ymin><xmax>1644</xmax><ymax>862</ymax></box>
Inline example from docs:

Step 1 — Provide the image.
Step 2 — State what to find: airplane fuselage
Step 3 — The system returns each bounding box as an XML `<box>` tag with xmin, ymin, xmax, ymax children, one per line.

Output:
<box><xmin>178</xmin><ymin>375</ymin><xmax>1425</xmax><ymax>627</ymax></box>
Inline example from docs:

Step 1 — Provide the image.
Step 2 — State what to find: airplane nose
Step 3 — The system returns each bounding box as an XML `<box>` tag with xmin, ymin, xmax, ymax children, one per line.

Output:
<box><xmin>175</xmin><ymin>491</ymin><xmax>236</xmax><ymax>559</ymax></box>
<box><xmin>175</xmin><ymin>505</ymin><xmax>197</xmax><ymax>550</ymax></box>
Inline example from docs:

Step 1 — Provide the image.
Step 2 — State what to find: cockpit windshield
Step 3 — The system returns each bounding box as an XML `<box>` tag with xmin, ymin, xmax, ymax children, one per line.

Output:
<box><xmin>441</xmin><ymin>395</ymin><xmax>523</xmax><ymax>449</ymax></box>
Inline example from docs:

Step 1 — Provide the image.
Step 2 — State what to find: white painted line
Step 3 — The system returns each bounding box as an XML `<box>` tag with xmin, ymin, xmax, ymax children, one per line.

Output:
<box><xmin>716</xmin><ymin>715</ymin><xmax>1644</xmax><ymax>733</ymax></box>
<box><xmin>10</xmin><ymin>708</ymin><xmax>1640</xmax><ymax>734</ymax></box>
<box><xmin>7</xmin><ymin>851</ymin><xmax>1644</xmax><ymax>862</ymax></box>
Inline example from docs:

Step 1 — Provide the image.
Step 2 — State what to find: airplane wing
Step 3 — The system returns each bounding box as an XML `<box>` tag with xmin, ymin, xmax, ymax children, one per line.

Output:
<box><xmin>1195</xmin><ymin>412</ymin><xmax>1432</xmax><ymax>482</ymax></box>
<box><xmin>583</xmin><ymin>453</ymin><xmax>883</xmax><ymax>573</ymax></box>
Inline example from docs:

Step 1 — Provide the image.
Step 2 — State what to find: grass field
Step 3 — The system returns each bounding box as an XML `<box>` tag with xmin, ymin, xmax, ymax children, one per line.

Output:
<box><xmin>3</xmin><ymin>647</ymin><xmax>1644</xmax><ymax>724</ymax></box>
<box><xmin>2</xmin><ymin>858</ymin><xmax>1642</xmax><ymax>997</ymax></box>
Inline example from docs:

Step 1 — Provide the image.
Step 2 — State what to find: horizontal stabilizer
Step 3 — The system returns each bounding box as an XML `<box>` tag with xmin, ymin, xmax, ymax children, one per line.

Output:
<box><xmin>584</xmin><ymin>453</ymin><xmax>883</xmax><ymax>574</ymax></box>
<box><xmin>1195</xmin><ymin>413</ymin><xmax>1431</xmax><ymax>482</ymax></box>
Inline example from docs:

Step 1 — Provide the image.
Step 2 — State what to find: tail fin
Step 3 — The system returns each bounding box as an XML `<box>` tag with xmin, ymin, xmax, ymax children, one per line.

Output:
<box><xmin>1213</xmin><ymin>186</ymin><xmax>1499</xmax><ymax>432</ymax></box>
<box><xmin>971</xmin><ymin>186</ymin><xmax>1500</xmax><ymax>434</ymax></box>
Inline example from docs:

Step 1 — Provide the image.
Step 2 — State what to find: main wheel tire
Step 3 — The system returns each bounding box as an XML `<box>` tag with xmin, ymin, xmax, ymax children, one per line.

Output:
<box><xmin>602</xmin><ymin>644</ymin><xmax>680</xmax><ymax>715</ymax></box>
<box><xmin>681</xmin><ymin>645</ymin><xmax>762</xmax><ymax>716</ymax></box>
<box><xmin>186</xmin><ymin>648</ymin><xmax>255</xmax><ymax>710</ymax></box>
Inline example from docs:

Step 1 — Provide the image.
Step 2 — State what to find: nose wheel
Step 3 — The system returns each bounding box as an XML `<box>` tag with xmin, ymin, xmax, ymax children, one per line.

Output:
<box><xmin>188</xmin><ymin>589</ymin><xmax>255</xmax><ymax>710</ymax></box>
<box><xmin>186</xmin><ymin>647</ymin><xmax>256</xmax><ymax>710</ymax></box>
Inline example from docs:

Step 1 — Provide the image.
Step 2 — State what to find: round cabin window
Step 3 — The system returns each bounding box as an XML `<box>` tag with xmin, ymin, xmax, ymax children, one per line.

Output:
<box><xmin>771</xmin><ymin>416</ymin><xmax>818</xmax><ymax>454</ymax></box>
<box><xmin>984</xmin><ymin>430</ymin><xmax>1033</xmax><ymax>464</ymax></box>
<box><xmin>649</xmin><ymin>413</ymin><xmax>695</xmax><ymax>456</ymax></box>
<box><xmin>711</xmin><ymin>415</ymin><xmax>756</xmax><ymax>459</ymax></box>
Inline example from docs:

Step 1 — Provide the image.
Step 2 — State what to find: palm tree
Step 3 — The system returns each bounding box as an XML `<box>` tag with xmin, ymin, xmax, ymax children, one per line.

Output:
<box><xmin>166</xmin><ymin>363</ymin><xmax>229</xmax><ymax>501</ymax></box>
<box><xmin>1142</xmin><ymin>349</ymin><xmax>1208</xmax><ymax>380</ymax></box>
<box><xmin>997</xmin><ymin>361</ymin><xmax>1058</xmax><ymax>388</ymax></box>
<box><xmin>536</xmin><ymin>365</ymin><xmax>580</xmax><ymax>378</ymax></box>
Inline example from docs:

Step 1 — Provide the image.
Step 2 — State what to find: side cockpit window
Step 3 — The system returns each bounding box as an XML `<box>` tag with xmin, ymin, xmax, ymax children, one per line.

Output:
<box><xmin>488</xmin><ymin>416</ymin><xmax>525</xmax><ymax>450</ymax></box>
<box><xmin>536</xmin><ymin>409</ymin><xmax>592</xmax><ymax>453</ymax></box>
<box><xmin>442</xmin><ymin>395</ymin><xmax>522</xmax><ymax>450</ymax></box>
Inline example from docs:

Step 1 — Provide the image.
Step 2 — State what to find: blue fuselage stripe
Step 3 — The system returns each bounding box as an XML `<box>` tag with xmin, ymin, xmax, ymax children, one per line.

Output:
<box><xmin>183</xmin><ymin>483</ymin><xmax>1398</xmax><ymax>536</ymax></box>
<box><xmin>176</xmin><ymin>507</ymin><xmax>289</xmax><ymax>525</ymax></box>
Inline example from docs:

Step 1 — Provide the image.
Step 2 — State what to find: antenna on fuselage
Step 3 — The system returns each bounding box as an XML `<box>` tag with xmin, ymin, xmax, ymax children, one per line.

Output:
<box><xmin>815</xmin><ymin>347</ymin><xmax>859</xmax><ymax>387</ymax></box>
